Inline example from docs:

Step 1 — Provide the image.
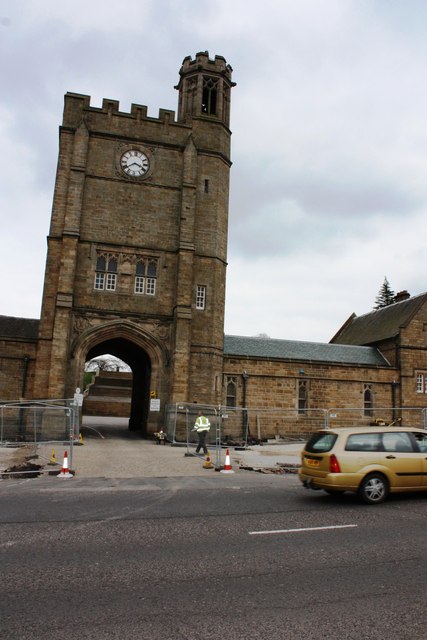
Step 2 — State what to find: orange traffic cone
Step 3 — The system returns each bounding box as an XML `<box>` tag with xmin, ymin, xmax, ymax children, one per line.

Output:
<box><xmin>220</xmin><ymin>448</ymin><xmax>235</xmax><ymax>474</ymax></box>
<box><xmin>57</xmin><ymin>451</ymin><xmax>73</xmax><ymax>478</ymax></box>
<box><xmin>203</xmin><ymin>451</ymin><xmax>214</xmax><ymax>469</ymax></box>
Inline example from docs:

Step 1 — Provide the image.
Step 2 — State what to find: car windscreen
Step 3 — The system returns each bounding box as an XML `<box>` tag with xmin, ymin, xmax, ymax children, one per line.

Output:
<box><xmin>305</xmin><ymin>432</ymin><xmax>338</xmax><ymax>453</ymax></box>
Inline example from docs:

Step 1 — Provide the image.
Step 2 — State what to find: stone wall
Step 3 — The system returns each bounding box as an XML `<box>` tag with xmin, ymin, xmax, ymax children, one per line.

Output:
<box><xmin>0</xmin><ymin>338</ymin><xmax>37</xmax><ymax>401</ymax></box>
<box><xmin>398</xmin><ymin>303</ymin><xmax>427</xmax><ymax>415</ymax></box>
<box><xmin>222</xmin><ymin>355</ymin><xmax>400</xmax><ymax>435</ymax></box>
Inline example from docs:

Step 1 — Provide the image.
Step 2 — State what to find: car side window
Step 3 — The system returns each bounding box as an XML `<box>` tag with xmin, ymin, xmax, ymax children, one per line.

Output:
<box><xmin>382</xmin><ymin>432</ymin><xmax>414</xmax><ymax>453</ymax></box>
<box><xmin>412</xmin><ymin>432</ymin><xmax>427</xmax><ymax>453</ymax></box>
<box><xmin>305</xmin><ymin>433</ymin><xmax>337</xmax><ymax>453</ymax></box>
<box><xmin>345</xmin><ymin>433</ymin><xmax>381</xmax><ymax>451</ymax></box>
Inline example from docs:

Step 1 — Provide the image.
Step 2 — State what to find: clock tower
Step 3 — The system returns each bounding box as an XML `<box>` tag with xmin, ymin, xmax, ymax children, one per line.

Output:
<box><xmin>33</xmin><ymin>52</ymin><xmax>235</xmax><ymax>434</ymax></box>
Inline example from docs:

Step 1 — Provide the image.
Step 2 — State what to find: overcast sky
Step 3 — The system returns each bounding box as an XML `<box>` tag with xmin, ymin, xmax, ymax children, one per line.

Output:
<box><xmin>2</xmin><ymin>0</ymin><xmax>427</xmax><ymax>342</ymax></box>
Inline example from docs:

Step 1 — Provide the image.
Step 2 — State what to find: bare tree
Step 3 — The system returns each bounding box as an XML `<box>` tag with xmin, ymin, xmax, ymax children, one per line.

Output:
<box><xmin>85</xmin><ymin>355</ymin><xmax>131</xmax><ymax>372</ymax></box>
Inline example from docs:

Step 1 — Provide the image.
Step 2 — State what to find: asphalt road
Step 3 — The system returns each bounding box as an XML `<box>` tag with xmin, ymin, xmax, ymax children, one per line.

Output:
<box><xmin>1</xmin><ymin>474</ymin><xmax>427</xmax><ymax>640</ymax></box>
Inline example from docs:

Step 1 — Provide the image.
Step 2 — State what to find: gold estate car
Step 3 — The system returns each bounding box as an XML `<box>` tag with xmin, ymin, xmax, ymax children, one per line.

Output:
<box><xmin>299</xmin><ymin>427</ymin><xmax>427</xmax><ymax>504</ymax></box>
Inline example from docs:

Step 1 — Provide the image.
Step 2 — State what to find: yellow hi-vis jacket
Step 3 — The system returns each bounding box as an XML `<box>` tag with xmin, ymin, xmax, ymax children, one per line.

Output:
<box><xmin>194</xmin><ymin>416</ymin><xmax>211</xmax><ymax>432</ymax></box>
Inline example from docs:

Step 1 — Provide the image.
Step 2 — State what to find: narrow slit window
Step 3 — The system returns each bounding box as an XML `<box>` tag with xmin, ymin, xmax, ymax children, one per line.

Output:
<box><xmin>298</xmin><ymin>380</ymin><xmax>308</xmax><ymax>414</ymax></box>
<box><xmin>226</xmin><ymin>376</ymin><xmax>237</xmax><ymax>407</ymax></box>
<box><xmin>363</xmin><ymin>384</ymin><xmax>374</xmax><ymax>417</ymax></box>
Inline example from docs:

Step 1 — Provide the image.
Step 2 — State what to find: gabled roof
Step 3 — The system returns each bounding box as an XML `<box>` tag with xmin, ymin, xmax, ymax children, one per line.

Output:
<box><xmin>224</xmin><ymin>334</ymin><xmax>389</xmax><ymax>367</ymax></box>
<box><xmin>0</xmin><ymin>315</ymin><xmax>39</xmax><ymax>340</ymax></box>
<box><xmin>330</xmin><ymin>292</ymin><xmax>427</xmax><ymax>346</ymax></box>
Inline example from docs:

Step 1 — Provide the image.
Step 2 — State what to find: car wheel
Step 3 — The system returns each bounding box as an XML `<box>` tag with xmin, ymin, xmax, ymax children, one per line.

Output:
<box><xmin>358</xmin><ymin>473</ymin><xmax>389</xmax><ymax>505</ymax></box>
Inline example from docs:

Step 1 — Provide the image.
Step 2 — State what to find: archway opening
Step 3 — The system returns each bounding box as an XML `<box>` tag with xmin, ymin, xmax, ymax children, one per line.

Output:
<box><xmin>84</xmin><ymin>337</ymin><xmax>151</xmax><ymax>436</ymax></box>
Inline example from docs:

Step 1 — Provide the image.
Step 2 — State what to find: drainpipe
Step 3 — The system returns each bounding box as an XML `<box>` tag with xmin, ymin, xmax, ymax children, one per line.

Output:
<box><xmin>21</xmin><ymin>355</ymin><xmax>30</xmax><ymax>399</ymax></box>
<box><xmin>242</xmin><ymin>370</ymin><xmax>249</xmax><ymax>440</ymax></box>
<box><xmin>391</xmin><ymin>380</ymin><xmax>398</xmax><ymax>423</ymax></box>
<box><xmin>18</xmin><ymin>355</ymin><xmax>30</xmax><ymax>440</ymax></box>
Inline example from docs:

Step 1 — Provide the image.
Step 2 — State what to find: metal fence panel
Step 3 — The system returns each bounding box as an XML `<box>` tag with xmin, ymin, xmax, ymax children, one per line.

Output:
<box><xmin>164</xmin><ymin>403</ymin><xmax>427</xmax><ymax>450</ymax></box>
<box><xmin>325</xmin><ymin>407</ymin><xmax>427</xmax><ymax>429</ymax></box>
<box><xmin>0</xmin><ymin>400</ymin><xmax>78</xmax><ymax>476</ymax></box>
<box><xmin>164</xmin><ymin>403</ymin><xmax>328</xmax><ymax>448</ymax></box>
<box><xmin>0</xmin><ymin>402</ymin><xmax>76</xmax><ymax>444</ymax></box>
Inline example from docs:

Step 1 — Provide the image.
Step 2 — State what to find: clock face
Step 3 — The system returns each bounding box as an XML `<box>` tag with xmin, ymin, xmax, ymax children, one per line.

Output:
<box><xmin>120</xmin><ymin>150</ymin><xmax>149</xmax><ymax>177</ymax></box>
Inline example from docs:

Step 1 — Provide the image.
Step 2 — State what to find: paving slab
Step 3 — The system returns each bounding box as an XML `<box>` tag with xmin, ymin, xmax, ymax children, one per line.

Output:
<box><xmin>0</xmin><ymin>417</ymin><xmax>304</xmax><ymax>479</ymax></box>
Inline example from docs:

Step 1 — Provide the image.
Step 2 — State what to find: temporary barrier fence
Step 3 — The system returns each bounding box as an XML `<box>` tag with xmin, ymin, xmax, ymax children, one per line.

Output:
<box><xmin>0</xmin><ymin>399</ymin><xmax>78</xmax><ymax>476</ymax></box>
<box><xmin>164</xmin><ymin>403</ymin><xmax>427</xmax><ymax>455</ymax></box>
<box><xmin>164</xmin><ymin>402</ymin><xmax>327</xmax><ymax>451</ymax></box>
<box><xmin>325</xmin><ymin>407</ymin><xmax>427</xmax><ymax>430</ymax></box>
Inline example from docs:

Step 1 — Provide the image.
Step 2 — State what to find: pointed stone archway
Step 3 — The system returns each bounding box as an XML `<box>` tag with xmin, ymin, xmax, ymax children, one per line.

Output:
<box><xmin>85</xmin><ymin>337</ymin><xmax>151</xmax><ymax>434</ymax></box>
<box><xmin>70</xmin><ymin>320</ymin><xmax>169</xmax><ymax>436</ymax></box>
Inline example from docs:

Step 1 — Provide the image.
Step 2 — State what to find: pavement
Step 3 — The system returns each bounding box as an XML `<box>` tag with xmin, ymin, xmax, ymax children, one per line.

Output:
<box><xmin>0</xmin><ymin>417</ymin><xmax>304</xmax><ymax>479</ymax></box>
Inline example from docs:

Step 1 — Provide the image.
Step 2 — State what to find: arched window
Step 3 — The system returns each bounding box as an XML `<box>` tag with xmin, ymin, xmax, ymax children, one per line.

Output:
<box><xmin>107</xmin><ymin>257</ymin><xmax>117</xmax><ymax>273</ymax></box>
<box><xmin>186</xmin><ymin>76</ymin><xmax>197</xmax><ymax>115</ymax></box>
<box><xmin>202</xmin><ymin>76</ymin><xmax>218</xmax><ymax>115</ymax></box>
<box><xmin>135</xmin><ymin>261</ymin><xmax>146</xmax><ymax>294</ymax></box>
<box><xmin>106</xmin><ymin>257</ymin><xmax>117</xmax><ymax>290</ymax></box>
<box><xmin>135</xmin><ymin>257</ymin><xmax>157</xmax><ymax>296</ymax></box>
<box><xmin>226</xmin><ymin>376</ymin><xmax>237</xmax><ymax>407</ymax></box>
<box><xmin>146</xmin><ymin>261</ymin><xmax>157</xmax><ymax>295</ymax></box>
<box><xmin>364</xmin><ymin>384</ymin><xmax>374</xmax><ymax>417</ymax></box>
<box><xmin>94</xmin><ymin>253</ymin><xmax>117</xmax><ymax>291</ymax></box>
<box><xmin>298</xmin><ymin>380</ymin><xmax>308</xmax><ymax>414</ymax></box>
<box><xmin>96</xmin><ymin>255</ymin><xmax>106</xmax><ymax>272</ymax></box>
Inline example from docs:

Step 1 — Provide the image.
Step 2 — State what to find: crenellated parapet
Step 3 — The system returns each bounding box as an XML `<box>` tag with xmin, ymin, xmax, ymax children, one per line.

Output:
<box><xmin>63</xmin><ymin>92</ymin><xmax>176</xmax><ymax>128</ymax></box>
<box><xmin>179</xmin><ymin>51</ymin><xmax>234</xmax><ymax>81</ymax></box>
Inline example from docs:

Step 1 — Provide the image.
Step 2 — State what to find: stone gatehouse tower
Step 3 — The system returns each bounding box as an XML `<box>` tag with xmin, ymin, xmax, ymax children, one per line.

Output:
<box><xmin>33</xmin><ymin>52</ymin><xmax>235</xmax><ymax>435</ymax></box>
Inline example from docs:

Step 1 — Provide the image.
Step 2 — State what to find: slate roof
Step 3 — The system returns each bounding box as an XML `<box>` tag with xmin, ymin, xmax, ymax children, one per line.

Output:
<box><xmin>0</xmin><ymin>315</ymin><xmax>39</xmax><ymax>340</ymax></box>
<box><xmin>224</xmin><ymin>334</ymin><xmax>389</xmax><ymax>367</ymax></box>
<box><xmin>330</xmin><ymin>292</ymin><xmax>427</xmax><ymax>346</ymax></box>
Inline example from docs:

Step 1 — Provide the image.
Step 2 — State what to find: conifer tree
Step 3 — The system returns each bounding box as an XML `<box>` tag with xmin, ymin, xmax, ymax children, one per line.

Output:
<box><xmin>374</xmin><ymin>277</ymin><xmax>396</xmax><ymax>309</ymax></box>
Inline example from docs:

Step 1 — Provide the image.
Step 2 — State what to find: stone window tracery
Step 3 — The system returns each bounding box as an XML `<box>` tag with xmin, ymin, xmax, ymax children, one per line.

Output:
<box><xmin>94</xmin><ymin>253</ymin><xmax>118</xmax><ymax>291</ymax></box>
<box><xmin>202</xmin><ymin>76</ymin><xmax>218</xmax><ymax>115</ymax></box>
<box><xmin>226</xmin><ymin>376</ymin><xmax>237</xmax><ymax>407</ymax></box>
<box><xmin>298</xmin><ymin>380</ymin><xmax>308</xmax><ymax>414</ymax></box>
<box><xmin>135</xmin><ymin>257</ymin><xmax>157</xmax><ymax>296</ymax></box>
<box><xmin>363</xmin><ymin>384</ymin><xmax>374</xmax><ymax>416</ymax></box>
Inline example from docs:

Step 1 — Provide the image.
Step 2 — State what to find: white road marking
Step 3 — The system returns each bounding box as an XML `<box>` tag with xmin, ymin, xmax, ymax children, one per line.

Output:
<box><xmin>249</xmin><ymin>524</ymin><xmax>358</xmax><ymax>535</ymax></box>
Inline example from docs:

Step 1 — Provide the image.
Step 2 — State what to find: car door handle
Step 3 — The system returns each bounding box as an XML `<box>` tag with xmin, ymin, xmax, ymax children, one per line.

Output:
<box><xmin>385</xmin><ymin>455</ymin><xmax>396</xmax><ymax>459</ymax></box>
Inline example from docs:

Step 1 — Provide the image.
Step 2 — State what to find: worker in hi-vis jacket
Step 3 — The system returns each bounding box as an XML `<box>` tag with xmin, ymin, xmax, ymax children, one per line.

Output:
<box><xmin>193</xmin><ymin>412</ymin><xmax>211</xmax><ymax>455</ymax></box>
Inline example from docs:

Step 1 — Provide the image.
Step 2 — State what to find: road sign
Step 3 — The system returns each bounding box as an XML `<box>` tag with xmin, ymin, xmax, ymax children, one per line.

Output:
<box><xmin>150</xmin><ymin>398</ymin><xmax>160</xmax><ymax>412</ymax></box>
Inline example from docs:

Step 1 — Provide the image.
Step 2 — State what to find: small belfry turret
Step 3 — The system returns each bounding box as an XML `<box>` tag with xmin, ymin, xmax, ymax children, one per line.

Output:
<box><xmin>175</xmin><ymin>51</ymin><xmax>235</xmax><ymax>126</ymax></box>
